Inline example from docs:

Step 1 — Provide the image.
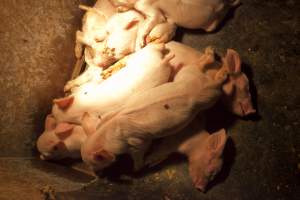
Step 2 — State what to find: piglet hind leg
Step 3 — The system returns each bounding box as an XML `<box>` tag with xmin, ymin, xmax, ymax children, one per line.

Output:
<box><xmin>173</xmin><ymin>47</ymin><xmax>215</xmax><ymax>83</ymax></box>
<box><xmin>129</xmin><ymin>140</ymin><xmax>151</xmax><ymax>172</ymax></box>
<box><xmin>198</xmin><ymin>47</ymin><xmax>215</xmax><ymax>69</ymax></box>
<box><xmin>135</xmin><ymin>1</ymin><xmax>166</xmax><ymax>49</ymax></box>
<box><xmin>146</xmin><ymin>20</ymin><xmax>176</xmax><ymax>44</ymax></box>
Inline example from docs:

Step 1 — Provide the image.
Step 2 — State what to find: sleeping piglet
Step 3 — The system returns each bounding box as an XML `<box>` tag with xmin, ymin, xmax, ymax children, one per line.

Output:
<box><xmin>81</xmin><ymin>58</ymin><xmax>228</xmax><ymax>171</ymax></box>
<box><xmin>75</xmin><ymin>0</ymin><xmax>117</xmax><ymax>59</ymax></box>
<box><xmin>65</xmin><ymin>15</ymin><xmax>176</xmax><ymax>92</ymax></box>
<box><xmin>37</xmin><ymin>115</ymin><xmax>87</xmax><ymax>160</ymax></box>
<box><xmin>85</xmin><ymin>10</ymin><xmax>144</xmax><ymax>67</ymax></box>
<box><xmin>52</xmin><ymin>43</ymin><xmax>173</xmax><ymax>124</ymax></box>
<box><xmin>144</xmin><ymin>116</ymin><xmax>227</xmax><ymax>192</ymax></box>
<box><xmin>110</xmin><ymin>0</ymin><xmax>240</xmax><ymax>47</ymax></box>
<box><xmin>166</xmin><ymin>41</ymin><xmax>256</xmax><ymax>117</ymax></box>
<box><xmin>81</xmin><ymin>9</ymin><xmax>176</xmax><ymax>68</ymax></box>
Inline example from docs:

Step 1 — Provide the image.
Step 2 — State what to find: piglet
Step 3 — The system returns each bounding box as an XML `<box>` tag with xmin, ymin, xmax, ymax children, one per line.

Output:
<box><xmin>70</xmin><ymin>4</ymin><xmax>176</xmax><ymax>89</ymax></box>
<box><xmin>110</xmin><ymin>0</ymin><xmax>240</xmax><ymax>47</ymax></box>
<box><xmin>88</xmin><ymin>10</ymin><xmax>144</xmax><ymax>67</ymax></box>
<box><xmin>75</xmin><ymin>0</ymin><xmax>117</xmax><ymax>59</ymax></box>
<box><xmin>66</xmin><ymin>0</ymin><xmax>117</xmax><ymax>92</ymax></box>
<box><xmin>144</xmin><ymin>116</ymin><xmax>227</xmax><ymax>192</ymax></box>
<box><xmin>166</xmin><ymin>41</ymin><xmax>256</xmax><ymax>116</ymax></box>
<box><xmin>37</xmin><ymin>115</ymin><xmax>87</xmax><ymax>160</ymax></box>
<box><xmin>81</xmin><ymin>9</ymin><xmax>176</xmax><ymax>68</ymax></box>
<box><xmin>81</xmin><ymin>55</ymin><xmax>228</xmax><ymax>171</ymax></box>
<box><xmin>52</xmin><ymin>44</ymin><xmax>173</xmax><ymax>124</ymax></box>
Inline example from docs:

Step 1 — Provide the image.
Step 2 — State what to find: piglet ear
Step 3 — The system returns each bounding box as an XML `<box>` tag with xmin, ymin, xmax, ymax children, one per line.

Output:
<box><xmin>53</xmin><ymin>96</ymin><xmax>74</xmax><ymax>110</ymax></box>
<box><xmin>93</xmin><ymin>149</ymin><xmax>115</xmax><ymax>162</ymax></box>
<box><xmin>45</xmin><ymin>114</ymin><xmax>56</xmax><ymax>131</ymax></box>
<box><xmin>207</xmin><ymin>129</ymin><xmax>227</xmax><ymax>156</ymax></box>
<box><xmin>55</xmin><ymin>123</ymin><xmax>74</xmax><ymax>140</ymax></box>
<box><xmin>224</xmin><ymin>49</ymin><xmax>241</xmax><ymax>73</ymax></box>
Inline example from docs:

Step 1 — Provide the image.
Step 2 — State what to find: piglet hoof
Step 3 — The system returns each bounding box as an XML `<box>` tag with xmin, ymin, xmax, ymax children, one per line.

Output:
<box><xmin>136</xmin><ymin>34</ymin><xmax>147</xmax><ymax>50</ymax></box>
<box><xmin>64</xmin><ymin>81</ymin><xmax>74</xmax><ymax>92</ymax></box>
<box><xmin>117</xmin><ymin>6</ymin><xmax>130</xmax><ymax>12</ymax></box>
<box><xmin>204</xmin><ymin>46</ymin><xmax>214</xmax><ymax>56</ymax></box>
<box><xmin>145</xmin><ymin>35</ymin><xmax>155</xmax><ymax>44</ymax></box>
<box><xmin>204</xmin><ymin>47</ymin><xmax>215</xmax><ymax>62</ymax></box>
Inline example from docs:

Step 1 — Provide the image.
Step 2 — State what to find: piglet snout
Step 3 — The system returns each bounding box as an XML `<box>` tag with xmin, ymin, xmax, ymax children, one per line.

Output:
<box><xmin>240</xmin><ymin>99</ymin><xmax>256</xmax><ymax>116</ymax></box>
<box><xmin>193</xmin><ymin>177</ymin><xmax>208</xmax><ymax>192</ymax></box>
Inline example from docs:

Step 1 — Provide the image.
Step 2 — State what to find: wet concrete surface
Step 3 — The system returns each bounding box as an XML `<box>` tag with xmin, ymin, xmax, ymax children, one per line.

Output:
<box><xmin>0</xmin><ymin>0</ymin><xmax>299</xmax><ymax>199</ymax></box>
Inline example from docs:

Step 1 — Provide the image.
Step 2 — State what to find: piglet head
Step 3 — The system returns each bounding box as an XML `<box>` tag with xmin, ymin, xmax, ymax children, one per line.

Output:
<box><xmin>37</xmin><ymin>116</ymin><xmax>75</xmax><ymax>160</ymax></box>
<box><xmin>221</xmin><ymin>49</ymin><xmax>256</xmax><ymax>117</ymax></box>
<box><xmin>188</xmin><ymin>129</ymin><xmax>227</xmax><ymax>192</ymax></box>
<box><xmin>81</xmin><ymin>126</ymin><xmax>116</xmax><ymax>171</ymax></box>
<box><xmin>81</xmin><ymin>145</ymin><xmax>116</xmax><ymax>171</ymax></box>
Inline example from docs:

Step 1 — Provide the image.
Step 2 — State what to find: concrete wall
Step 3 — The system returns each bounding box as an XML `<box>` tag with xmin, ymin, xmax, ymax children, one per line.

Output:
<box><xmin>0</xmin><ymin>0</ymin><xmax>91</xmax><ymax>157</ymax></box>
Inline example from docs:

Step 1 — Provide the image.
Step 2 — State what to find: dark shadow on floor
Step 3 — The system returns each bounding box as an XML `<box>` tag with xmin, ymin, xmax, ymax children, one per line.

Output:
<box><xmin>242</xmin><ymin>62</ymin><xmax>261</xmax><ymax>121</ymax></box>
<box><xmin>205</xmin><ymin>137</ymin><xmax>236</xmax><ymax>192</ymax></box>
<box><xmin>29</xmin><ymin>158</ymin><xmax>93</xmax><ymax>183</ymax></box>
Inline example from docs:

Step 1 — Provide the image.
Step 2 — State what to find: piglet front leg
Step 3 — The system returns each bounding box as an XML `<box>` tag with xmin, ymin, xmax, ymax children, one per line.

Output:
<box><xmin>146</xmin><ymin>20</ymin><xmax>176</xmax><ymax>44</ymax></box>
<box><xmin>64</xmin><ymin>65</ymin><xmax>103</xmax><ymax>93</ymax></box>
<box><xmin>135</xmin><ymin>1</ymin><xmax>165</xmax><ymax>49</ymax></box>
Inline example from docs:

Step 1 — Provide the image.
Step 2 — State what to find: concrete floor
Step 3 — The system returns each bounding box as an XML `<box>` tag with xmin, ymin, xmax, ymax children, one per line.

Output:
<box><xmin>0</xmin><ymin>0</ymin><xmax>299</xmax><ymax>199</ymax></box>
